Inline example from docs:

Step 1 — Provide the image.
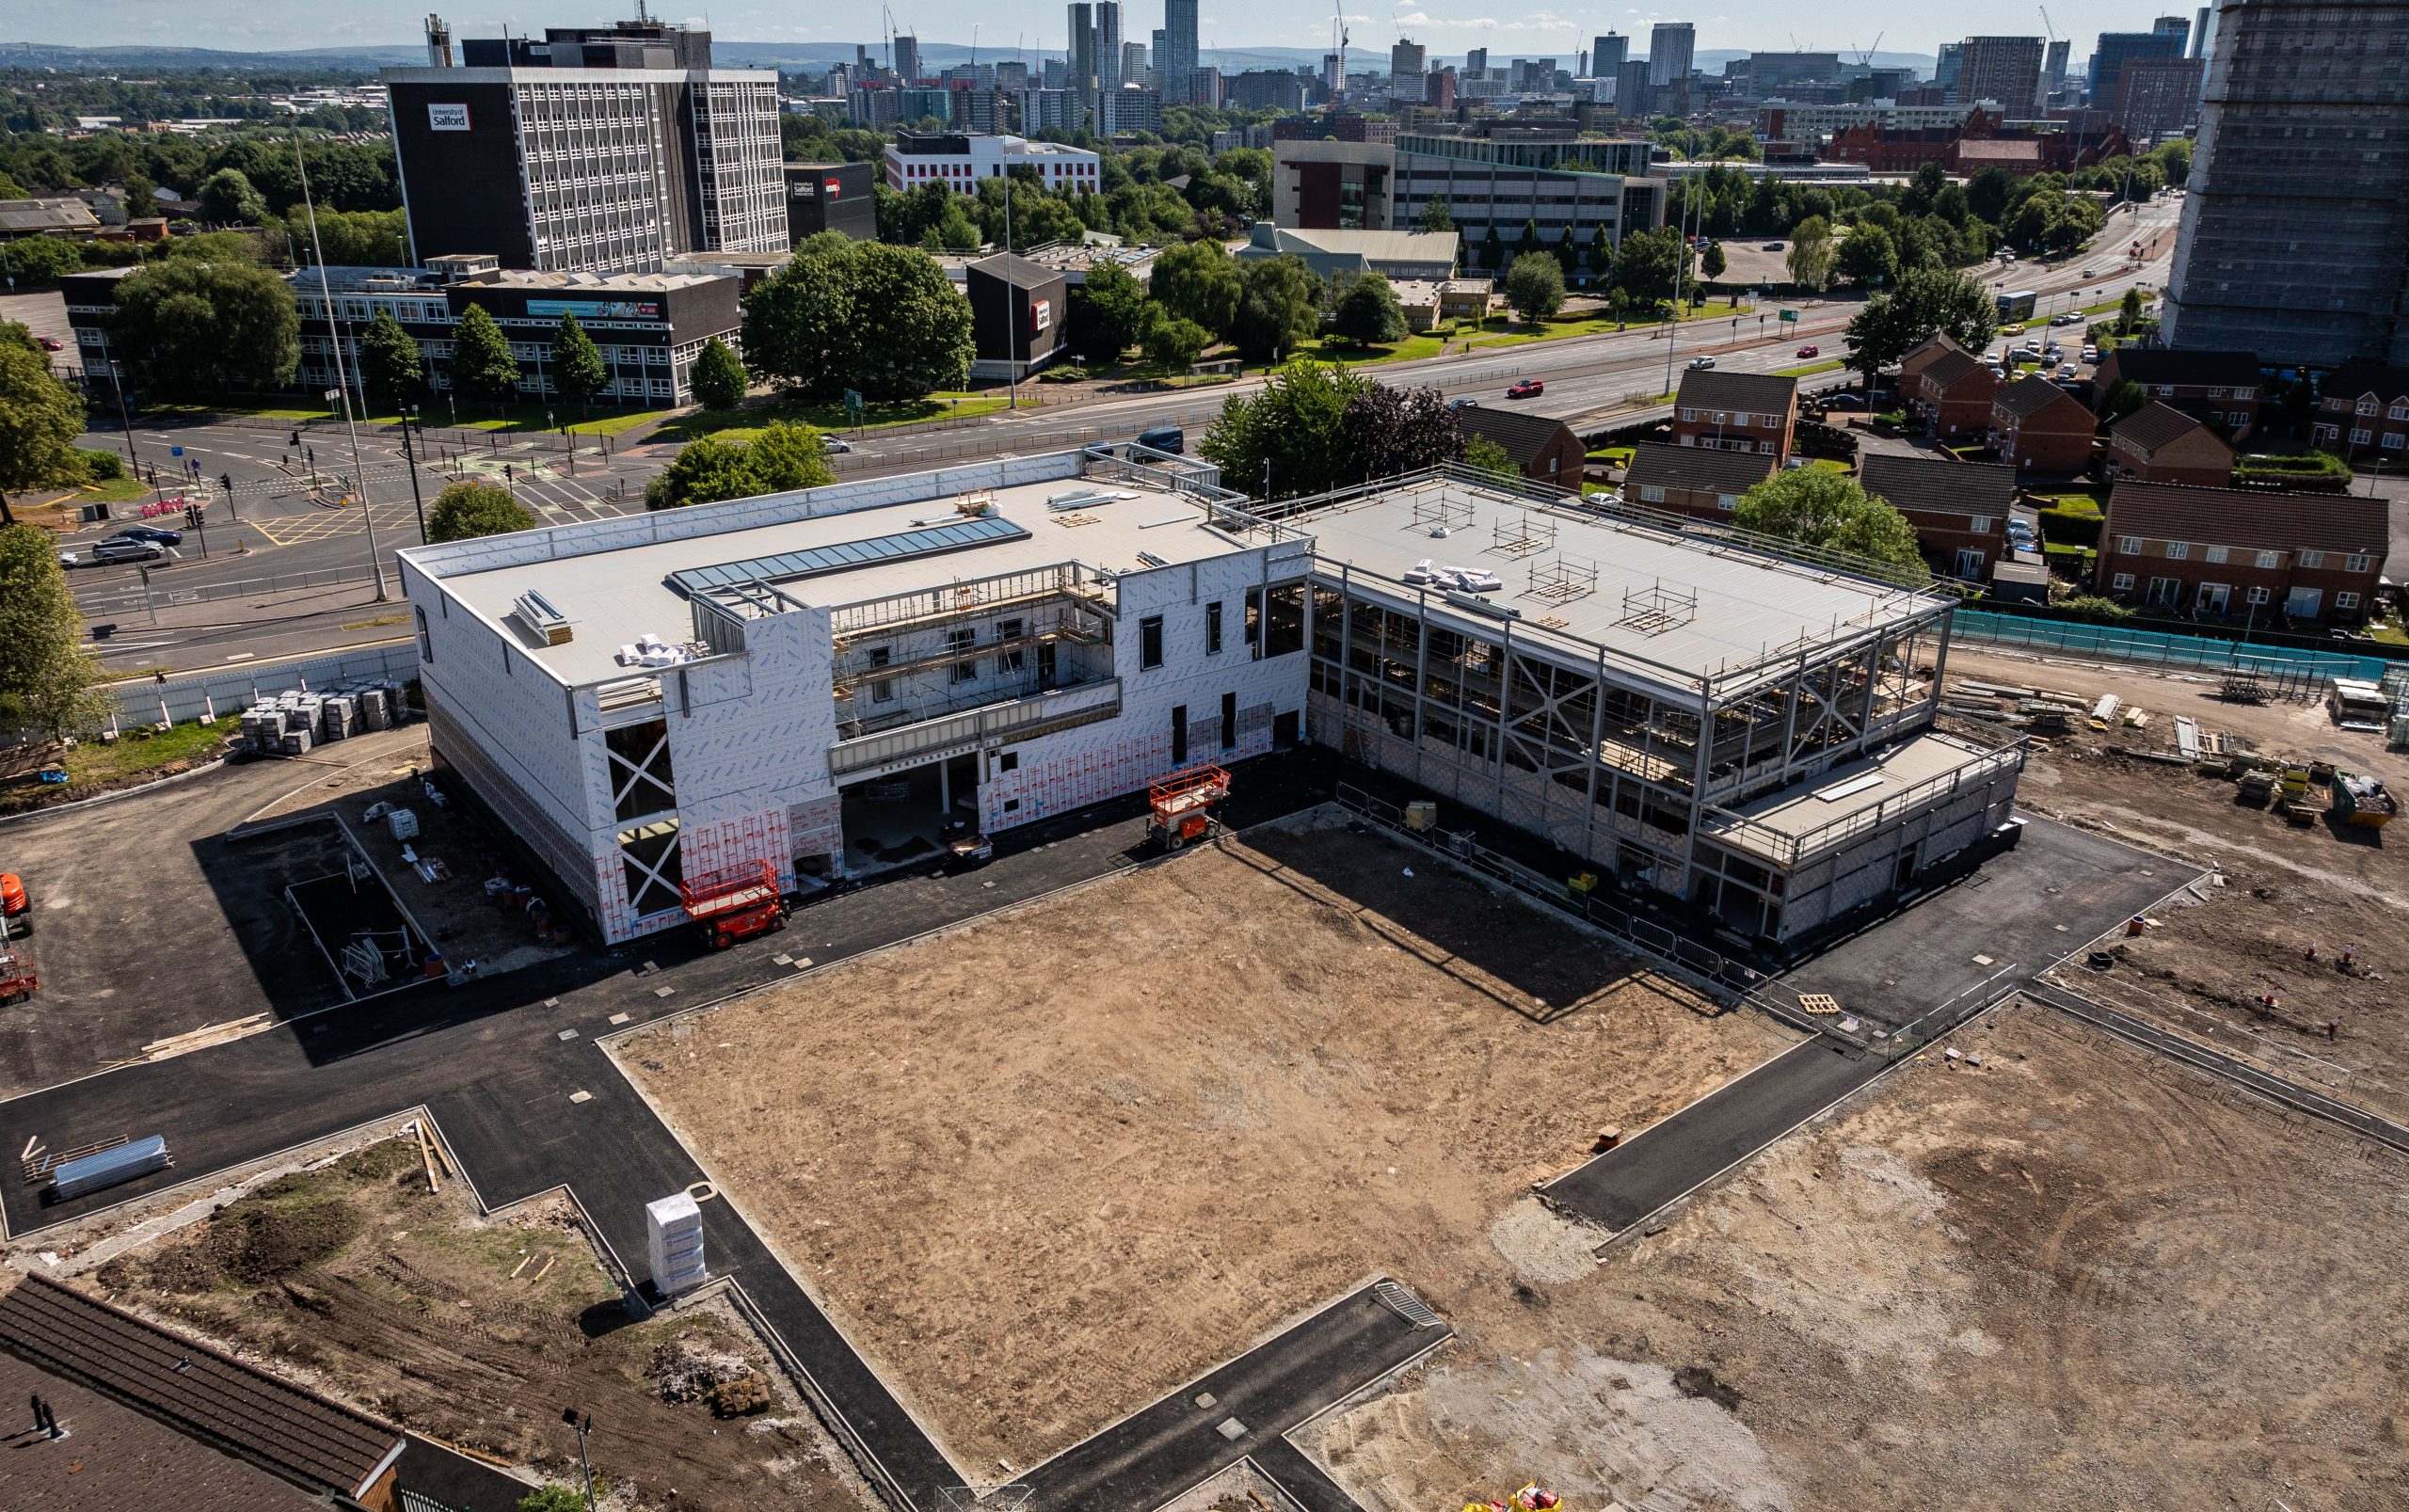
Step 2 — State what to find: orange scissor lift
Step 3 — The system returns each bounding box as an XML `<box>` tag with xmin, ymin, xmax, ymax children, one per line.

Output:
<box><xmin>1147</xmin><ymin>764</ymin><xmax>1230</xmax><ymax>851</ymax></box>
<box><xmin>679</xmin><ymin>860</ymin><xmax>790</xmax><ymax>949</ymax></box>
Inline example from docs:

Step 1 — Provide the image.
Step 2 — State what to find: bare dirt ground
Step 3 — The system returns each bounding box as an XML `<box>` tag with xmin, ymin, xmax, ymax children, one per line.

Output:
<box><xmin>40</xmin><ymin>1135</ymin><xmax>872</xmax><ymax>1510</ymax></box>
<box><xmin>1300</xmin><ymin>1001</ymin><xmax>2409</xmax><ymax>1512</ymax></box>
<box><xmin>1943</xmin><ymin>645</ymin><xmax>2409</xmax><ymax>1123</ymax></box>
<box><xmin>614</xmin><ymin>813</ymin><xmax>1796</xmax><ymax>1471</ymax></box>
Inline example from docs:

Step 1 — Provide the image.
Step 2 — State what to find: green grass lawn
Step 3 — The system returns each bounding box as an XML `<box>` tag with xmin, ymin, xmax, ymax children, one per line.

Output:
<box><xmin>138</xmin><ymin>395</ymin><xmax>671</xmax><ymax>437</ymax></box>
<box><xmin>1776</xmin><ymin>359</ymin><xmax>1844</xmax><ymax>378</ymax></box>
<box><xmin>655</xmin><ymin>392</ymin><xmax>1007</xmax><ymax>445</ymax></box>
<box><xmin>1587</xmin><ymin>446</ymin><xmax>1635</xmax><ymax>468</ymax></box>
<box><xmin>73</xmin><ymin>475</ymin><xmax>151</xmax><ymax>503</ymax></box>
<box><xmin>2367</xmin><ymin>619</ymin><xmax>2409</xmax><ymax>646</ymax></box>
<box><xmin>2034</xmin><ymin>488</ymin><xmax>2108</xmax><ymax>516</ymax></box>
<box><xmin>0</xmin><ymin>716</ymin><xmax>234</xmax><ymax>805</ymax></box>
<box><xmin>1313</xmin><ymin>332</ymin><xmax>1453</xmax><ymax>366</ymax></box>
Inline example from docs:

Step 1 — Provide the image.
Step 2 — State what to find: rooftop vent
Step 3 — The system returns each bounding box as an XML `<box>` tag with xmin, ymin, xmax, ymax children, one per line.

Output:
<box><xmin>514</xmin><ymin>589</ymin><xmax>573</xmax><ymax>645</ymax></box>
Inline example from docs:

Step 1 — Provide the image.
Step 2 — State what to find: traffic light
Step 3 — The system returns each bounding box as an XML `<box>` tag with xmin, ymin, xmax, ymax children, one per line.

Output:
<box><xmin>291</xmin><ymin>430</ymin><xmax>301</xmax><ymax>447</ymax></box>
<box><xmin>220</xmin><ymin>472</ymin><xmax>233</xmax><ymax>493</ymax></box>
<box><xmin>504</xmin><ymin>463</ymin><xmax>516</xmax><ymax>484</ymax></box>
<box><xmin>184</xmin><ymin>503</ymin><xmax>201</xmax><ymax>529</ymax></box>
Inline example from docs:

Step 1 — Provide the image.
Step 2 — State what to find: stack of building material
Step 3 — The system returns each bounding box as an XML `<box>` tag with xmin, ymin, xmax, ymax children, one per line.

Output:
<box><xmin>359</xmin><ymin>686</ymin><xmax>392</xmax><ymax>732</ymax></box>
<box><xmin>46</xmin><ymin>1135</ymin><xmax>171</xmax><ymax>1202</ymax></box>
<box><xmin>646</xmin><ymin>1192</ymin><xmax>708</xmax><ymax>1296</ymax></box>
<box><xmin>321</xmin><ymin>694</ymin><xmax>358</xmax><ymax>742</ymax></box>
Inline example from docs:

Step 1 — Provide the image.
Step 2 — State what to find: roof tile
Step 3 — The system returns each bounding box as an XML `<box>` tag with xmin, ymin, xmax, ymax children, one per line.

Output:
<box><xmin>2103</xmin><ymin>483</ymin><xmax>2388</xmax><ymax>557</ymax></box>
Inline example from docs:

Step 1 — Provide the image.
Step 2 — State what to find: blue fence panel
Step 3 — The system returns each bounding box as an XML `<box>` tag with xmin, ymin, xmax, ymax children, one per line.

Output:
<box><xmin>1954</xmin><ymin>610</ymin><xmax>2387</xmax><ymax>684</ymax></box>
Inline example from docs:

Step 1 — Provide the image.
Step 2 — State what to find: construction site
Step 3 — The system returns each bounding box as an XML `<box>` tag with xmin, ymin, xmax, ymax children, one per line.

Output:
<box><xmin>613</xmin><ymin>813</ymin><xmax>1798</xmax><ymax>1472</ymax></box>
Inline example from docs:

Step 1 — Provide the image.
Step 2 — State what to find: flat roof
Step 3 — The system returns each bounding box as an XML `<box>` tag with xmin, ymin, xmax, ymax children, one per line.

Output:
<box><xmin>439</xmin><ymin>474</ymin><xmax>1252</xmax><ymax>686</ymax></box>
<box><xmin>1708</xmin><ymin>728</ymin><xmax>2001</xmax><ymax>851</ymax></box>
<box><xmin>1300</xmin><ymin>477</ymin><xmax>1945</xmax><ymax>697</ymax></box>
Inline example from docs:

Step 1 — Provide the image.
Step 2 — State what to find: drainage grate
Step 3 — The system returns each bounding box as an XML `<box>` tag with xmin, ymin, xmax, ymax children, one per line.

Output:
<box><xmin>1373</xmin><ymin>1281</ymin><xmax>1444</xmax><ymax>1328</ymax></box>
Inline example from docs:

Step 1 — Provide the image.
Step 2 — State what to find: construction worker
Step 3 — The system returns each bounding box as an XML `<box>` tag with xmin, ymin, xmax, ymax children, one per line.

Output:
<box><xmin>2327</xmin><ymin>1017</ymin><xmax>2340</xmax><ymax>1041</ymax></box>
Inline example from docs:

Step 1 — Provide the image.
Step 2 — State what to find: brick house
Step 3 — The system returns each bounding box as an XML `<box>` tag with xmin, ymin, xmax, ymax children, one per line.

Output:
<box><xmin>1912</xmin><ymin>349</ymin><xmax>2001</xmax><ymax>438</ymax></box>
<box><xmin>1859</xmin><ymin>454</ymin><xmax>2016</xmax><ymax>581</ymax></box>
<box><xmin>2105</xmin><ymin>402</ymin><xmax>2235</xmax><ymax>487</ymax></box>
<box><xmin>1897</xmin><ymin>331</ymin><xmax>1974</xmax><ymax>393</ymax></box>
<box><xmin>2096</xmin><ymin>483</ymin><xmax>2387</xmax><ymax>624</ymax></box>
<box><xmin>1991</xmin><ymin>375</ymin><xmax>2096</xmax><ymax>474</ymax></box>
<box><xmin>1619</xmin><ymin>440</ymin><xmax>1777</xmax><ymax>523</ymax></box>
<box><xmin>2308</xmin><ymin>362</ymin><xmax>2409</xmax><ymax>458</ymax></box>
<box><xmin>1457</xmin><ymin>406</ymin><xmax>1585</xmax><ymax>494</ymax></box>
<box><xmin>1670</xmin><ymin>369</ymin><xmax>1798</xmax><ymax>463</ymax></box>
<box><xmin>2089</xmin><ymin>348</ymin><xmax>2263</xmax><ymax>440</ymax></box>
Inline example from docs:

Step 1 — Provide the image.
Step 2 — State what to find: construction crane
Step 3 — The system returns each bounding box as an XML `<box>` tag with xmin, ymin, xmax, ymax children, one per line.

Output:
<box><xmin>1332</xmin><ymin>0</ymin><xmax>1348</xmax><ymax>89</ymax></box>
<box><xmin>1853</xmin><ymin>32</ymin><xmax>1884</xmax><ymax>67</ymax></box>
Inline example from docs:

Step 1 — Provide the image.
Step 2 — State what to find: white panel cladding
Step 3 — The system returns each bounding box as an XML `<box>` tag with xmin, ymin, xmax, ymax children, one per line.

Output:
<box><xmin>660</xmin><ymin>613</ymin><xmax>836</xmax><ymax>890</ymax></box>
<box><xmin>978</xmin><ymin>550</ymin><xmax>1306</xmax><ymax>829</ymax></box>
<box><xmin>406</xmin><ymin>564</ymin><xmax>589</xmax><ymax>851</ymax></box>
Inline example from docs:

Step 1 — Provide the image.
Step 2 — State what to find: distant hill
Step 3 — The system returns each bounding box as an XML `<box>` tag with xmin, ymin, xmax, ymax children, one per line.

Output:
<box><xmin>4</xmin><ymin>36</ymin><xmax>1935</xmax><ymax>79</ymax></box>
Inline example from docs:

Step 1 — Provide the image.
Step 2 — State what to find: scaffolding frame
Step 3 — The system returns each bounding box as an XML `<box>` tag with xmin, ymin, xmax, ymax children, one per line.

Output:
<box><xmin>1526</xmin><ymin>554</ymin><xmax>1600</xmax><ymax>604</ymax></box>
<box><xmin>1618</xmin><ymin>579</ymin><xmax>1699</xmax><ymax>637</ymax></box>
<box><xmin>1488</xmin><ymin>512</ymin><xmax>1557</xmax><ymax>558</ymax></box>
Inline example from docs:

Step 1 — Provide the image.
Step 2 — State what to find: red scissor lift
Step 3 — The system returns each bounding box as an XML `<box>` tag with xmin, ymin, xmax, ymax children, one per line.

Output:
<box><xmin>679</xmin><ymin>860</ymin><xmax>790</xmax><ymax>949</ymax></box>
<box><xmin>1148</xmin><ymin>764</ymin><xmax>1230</xmax><ymax>851</ymax></box>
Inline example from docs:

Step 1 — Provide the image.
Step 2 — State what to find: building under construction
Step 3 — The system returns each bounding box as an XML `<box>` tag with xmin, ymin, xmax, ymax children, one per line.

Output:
<box><xmin>400</xmin><ymin>449</ymin><xmax>2019</xmax><ymax>946</ymax></box>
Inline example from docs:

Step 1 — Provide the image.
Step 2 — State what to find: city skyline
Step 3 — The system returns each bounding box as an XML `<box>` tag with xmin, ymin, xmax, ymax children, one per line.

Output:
<box><xmin>15</xmin><ymin>2</ymin><xmax>2223</xmax><ymax>61</ymax></box>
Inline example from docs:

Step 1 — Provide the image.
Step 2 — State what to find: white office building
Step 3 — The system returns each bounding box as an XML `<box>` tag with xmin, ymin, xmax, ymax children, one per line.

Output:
<box><xmin>885</xmin><ymin>132</ymin><xmax>1103</xmax><ymax>195</ymax></box>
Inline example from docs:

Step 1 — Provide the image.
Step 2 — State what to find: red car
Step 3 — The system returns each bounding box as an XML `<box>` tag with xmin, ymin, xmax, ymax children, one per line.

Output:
<box><xmin>1795</xmin><ymin>343</ymin><xmax>1819</xmax><ymax>358</ymax></box>
<box><xmin>1505</xmin><ymin>379</ymin><xmax>1545</xmax><ymax>399</ymax></box>
<box><xmin>36</xmin><ymin>336</ymin><xmax>62</xmax><ymax>351</ymax></box>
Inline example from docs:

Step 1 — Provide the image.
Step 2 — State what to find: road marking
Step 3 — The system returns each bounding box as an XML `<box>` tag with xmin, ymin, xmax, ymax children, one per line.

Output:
<box><xmin>224</xmin><ymin>652</ymin><xmax>256</xmax><ymax>661</ymax></box>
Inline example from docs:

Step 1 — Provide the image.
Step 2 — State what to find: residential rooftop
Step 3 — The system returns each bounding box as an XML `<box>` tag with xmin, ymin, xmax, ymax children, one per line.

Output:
<box><xmin>2103</xmin><ymin>483</ymin><xmax>2388</xmax><ymax>557</ymax></box>
<box><xmin>1859</xmin><ymin>453</ymin><xmax>2016</xmax><ymax>517</ymax></box>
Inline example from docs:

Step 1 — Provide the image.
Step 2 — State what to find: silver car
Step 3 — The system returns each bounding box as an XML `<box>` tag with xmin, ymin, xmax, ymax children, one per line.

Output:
<box><xmin>89</xmin><ymin>537</ymin><xmax>163</xmax><ymax>564</ymax></box>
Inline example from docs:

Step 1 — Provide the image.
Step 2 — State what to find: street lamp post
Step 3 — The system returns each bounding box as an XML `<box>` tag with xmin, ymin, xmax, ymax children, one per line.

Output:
<box><xmin>398</xmin><ymin>406</ymin><xmax>429</xmax><ymax>541</ymax></box>
<box><xmin>292</xmin><ymin>117</ymin><xmax>389</xmax><ymax>601</ymax></box>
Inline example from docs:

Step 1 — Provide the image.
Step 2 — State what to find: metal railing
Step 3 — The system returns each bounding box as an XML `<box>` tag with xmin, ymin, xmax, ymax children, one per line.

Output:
<box><xmin>1702</xmin><ymin>727</ymin><xmax>2027</xmax><ymax>867</ymax></box>
<box><xmin>1331</xmin><ymin>782</ymin><xmax>1849</xmax><ymax>1043</ymax></box>
<box><xmin>827</xmin><ymin>678</ymin><xmax>1123</xmax><ymax>780</ymax></box>
<box><xmin>1953</xmin><ymin>609</ymin><xmax>2391</xmax><ymax>684</ymax></box>
<box><xmin>76</xmin><ymin>563</ymin><xmax>385</xmax><ymax>616</ymax></box>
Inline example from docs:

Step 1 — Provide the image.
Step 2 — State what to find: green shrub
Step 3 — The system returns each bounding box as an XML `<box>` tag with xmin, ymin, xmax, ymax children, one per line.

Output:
<box><xmin>2055</xmin><ymin>594</ymin><xmax>2134</xmax><ymax>622</ymax></box>
<box><xmin>2039</xmin><ymin>508</ymin><xmax>2101</xmax><ymax>548</ymax></box>
<box><xmin>79</xmin><ymin>448</ymin><xmax>125</xmax><ymax>481</ymax></box>
<box><xmin>1036</xmin><ymin>364</ymin><xmax>1088</xmax><ymax>383</ymax></box>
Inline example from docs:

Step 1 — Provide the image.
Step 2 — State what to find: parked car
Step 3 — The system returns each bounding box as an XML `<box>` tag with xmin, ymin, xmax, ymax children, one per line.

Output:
<box><xmin>1136</xmin><ymin>424</ymin><xmax>1186</xmax><ymax>453</ymax></box>
<box><xmin>36</xmin><ymin>335</ymin><xmax>62</xmax><ymax>351</ymax></box>
<box><xmin>110</xmin><ymin>525</ymin><xmax>182</xmax><ymax>546</ymax></box>
<box><xmin>1823</xmin><ymin>392</ymin><xmax>1866</xmax><ymax>410</ymax></box>
<box><xmin>1686</xmin><ymin>356</ymin><xmax>1716</xmax><ymax>370</ymax></box>
<box><xmin>1762</xmin><ymin>242</ymin><xmax>1785</xmax><ymax>251</ymax></box>
<box><xmin>88</xmin><ymin>537</ymin><xmax>162</xmax><ymax>564</ymax></box>
<box><xmin>1505</xmin><ymin>379</ymin><xmax>1545</xmax><ymax>399</ymax></box>
<box><xmin>1795</xmin><ymin>343</ymin><xmax>1819</xmax><ymax>358</ymax></box>
<box><xmin>2081</xmin><ymin>345</ymin><xmax>2099</xmax><ymax>362</ymax></box>
<box><xmin>2057</xmin><ymin>364</ymin><xmax>2079</xmax><ymax>380</ymax></box>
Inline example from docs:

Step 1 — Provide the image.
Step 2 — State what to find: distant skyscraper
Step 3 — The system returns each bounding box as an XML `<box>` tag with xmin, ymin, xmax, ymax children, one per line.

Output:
<box><xmin>1390</xmin><ymin>38</ymin><xmax>1427</xmax><ymax>85</ymax></box>
<box><xmin>2163</xmin><ymin>0</ymin><xmax>2409</xmax><ymax>367</ymax></box>
<box><xmin>2043</xmin><ymin>38</ymin><xmax>2070</xmax><ymax>98</ymax></box>
<box><xmin>1466</xmin><ymin>46</ymin><xmax>1488</xmax><ymax>75</ymax></box>
<box><xmin>1592</xmin><ymin>32</ymin><xmax>1627</xmax><ymax>77</ymax></box>
<box><xmin>1648</xmin><ymin>22</ymin><xmax>1694</xmax><ymax>86</ymax></box>
<box><xmin>2089</xmin><ymin>27</ymin><xmax>2186</xmax><ymax>100</ymax></box>
<box><xmin>1162</xmin><ymin>0</ymin><xmax>1199</xmax><ymax>99</ymax></box>
<box><xmin>2153</xmin><ymin>12</ymin><xmax>2194</xmax><ymax>41</ymax></box>
<box><xmin>2191</xmin><ymin>6</ymin><xmax>2213</xmax><ymax>55</ymax></box>
<box><xmin>1934</xmin><ymin>40</ymin><xmax>1964</xmax><ymax>92</ymax></box>
<box><xmin>1067</xmin><ymin>3</ymin><xmax>1096</xmax><ymax>89</ymax></box>
<box><xmin>1957</xmin><ymin>35</ymin><xmax>2044</xmax><ymax>109</ymax></box>
<box><xmin>893</xmin><ymin>33</ymin><xmax>921</xmax><ymax>82</ymax></box>
<box><xmin>1095</xmin><ymin>1</ymin><xmax>1124</xmax><ymax>92</ymax></box>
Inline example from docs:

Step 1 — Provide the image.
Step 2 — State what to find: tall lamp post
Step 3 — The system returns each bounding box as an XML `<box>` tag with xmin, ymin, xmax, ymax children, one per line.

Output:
<box><xmin>397</xmin><ymin>405</ymin><xmax>429</xmax><ymax>541</ymax></box>
<box><xmin>292</xmin><ymin>115</ymin><xmax>389</xmax><ymax>601</ymax></box>
<box><xmin>561</xmin><ymin>1409</ymin><xmax>597</xmax><ymax>1511</ymax></box>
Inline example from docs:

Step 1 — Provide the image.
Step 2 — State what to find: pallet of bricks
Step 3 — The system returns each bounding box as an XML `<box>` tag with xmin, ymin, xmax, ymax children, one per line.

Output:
<box><xmin>238</xmin><ymin>681</ymin><xmax>408</xmax><ymax>758</ymax></box>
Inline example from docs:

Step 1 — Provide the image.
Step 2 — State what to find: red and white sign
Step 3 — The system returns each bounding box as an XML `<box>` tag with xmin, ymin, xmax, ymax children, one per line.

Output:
<box><xmin>824</xmin><ymin>177</ymin><xmax>843</xmax><ymax>199</ymax></box>
<box><xmin>1030</xmin><ymin>300</ymin><xmax>1052</xmax><ymax>334</ymax></box>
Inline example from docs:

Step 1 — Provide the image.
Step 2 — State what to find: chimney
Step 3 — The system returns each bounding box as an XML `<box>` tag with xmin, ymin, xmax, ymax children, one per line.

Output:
<box><xmin>424</xmin><ymin>13</ymin><xmax>455</xmax><ymax>67</ymax></box>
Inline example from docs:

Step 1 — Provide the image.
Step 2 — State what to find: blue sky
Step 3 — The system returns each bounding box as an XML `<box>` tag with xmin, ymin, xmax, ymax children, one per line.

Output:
<box><xmin>30</xmin><ymin>1</ymin><xmax>2200</xmax><ymax>59</ymax></box>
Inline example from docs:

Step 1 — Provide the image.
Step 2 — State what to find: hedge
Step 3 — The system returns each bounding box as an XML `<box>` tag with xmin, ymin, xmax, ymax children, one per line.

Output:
<box><xmin>2039</xmin><ymin>508</ymin><xmax>2100</xmax><ymax>548</ymax></box>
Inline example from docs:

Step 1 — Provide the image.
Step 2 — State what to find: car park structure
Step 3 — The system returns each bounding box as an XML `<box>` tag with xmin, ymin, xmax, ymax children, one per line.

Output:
<box><xmin>401</xmin><ymin>449</ymin><xmax>2022</xmax><ymax>946</ymax></box>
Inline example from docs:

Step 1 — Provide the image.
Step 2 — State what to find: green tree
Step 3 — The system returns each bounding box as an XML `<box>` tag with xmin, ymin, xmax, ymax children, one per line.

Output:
<box><xmin>1836</xmin><ymin>221</ymin><xmax>1898</xmax><ymax>286</ymax></box>
<box><xmin>1228</xmin><ymin>254</ymin><xmax>1323</xmax><ymax>364</ymax></box>
<box><xmin>356</xmin><ymin>310</ymin><xmax>423</xmax><ymax>410</ymax></box>
<box><xmin>196</xmin><ymin>166</ymin><xmax>266</xmax><ymax>226</ymax></box>
<box><xmin>424</xmin><ymin>479</ymin><xmax>537</xmax><ymax>542</ymax></box>
<box><xmin>1503</xmin><ymin>251</ymin><xmax>1566</xmax><ymax>325</ymax></box>
<box><xmin>741</xmin><ymin>235</ymin><xmax>972</xmax><ymax>403</ymax></box>
<box><xmin>1416</xmin><ymin>195</ymin><xmax>1455</xmax><ymax>232</ymax></box>
<box><xmin>515</xmin><ymin>1488</ymin><xmax>587</xmax><ymax>1512</ymax></box>
<box><xmin>0</xmin><ymin>522</ymin><xmax>110</xmax><ymax>740</ymax></box>
<box><xmin>1067</xmin><ymin>261</ymin><xmax>1149</xmax><ymax>361</ymax></box>
<box><xmin>1785</xmin><ymin>215</ymin><xmax>1836</xmax><ymax>292</ymax></box>
<box><xmin>1339</xmin><ymin>382</ymin><xmax>1464</xmax><ymax>481</ymax></box>
<box><xmin>645</xmin><ymin>421</ymin><xmax>834</xmax><ymax>510</ymax></box>
<box><xmin>1462</xmin><ymin>433</ymin><xmax>1516</xmax><ymax>479</ymax></box>
<box><xmin>1700</xmin><ymin>240</ymin><xmax>1727</xmax><ymax>279</ymax></box>
<box><xmin>1515</xmin><ymin>218</ymin><xmax>1541</xmax><ymax>261</ymax></box>
<box><xmin>1841</xmin><ymin>266</ymin><xmax>2000</xmax><ymax>390</ymax></box>
<box><xmin>1199</xmin><ymin>360</ymin><xmax>1367</xmax><ymax>500</ymax></box>
<box><xmin>550</xmin><ymin>312</ymin><xmax>607</xmax><ymax>415</ymax></box>
<box><xmin>2098</xmin><ymin>378</ymin><xmax>2146</xmax><ymax>424</ymax></box>
<box><xmin>0</xmin><ymin>342</ymin><xmax>90</xmax><ymax>526</ymax></box>
<box><xmin>1329</xmin><ymin>273</ymin><xmax>1409</xmax><ymax>346</ymax></box>
<box><xmin>1149</xmin><ymin>238</ymin><xmax>1244</xmax><ymax>336</ymax></box>
<box><xmin>1735</xmin><ymin>469</ymin><xmax>1928</xmax><ymax>579</ymax></box>
<box><xmin>447</xmin><ymin>303</ymin><xmax>521</xmax><ymax>411</ymax></box>
<box><xmin>688</xmin><ymin>337</ymin><xmax>748</xmax><ymax>413</ymax></box>
<box><xmin>109</xmin><ymin>258</ymin><xmax>299</xmax><ymax>396</ymax></box>
<box><xmin>2116</xmin><ymin>286</ymin><xmax>2146</xmax><ymax>336</ymax></box>
<box><xmin>0</xmin><ymin>236</ymin><xmax>82</xmax><ymax>285</ymax></box>
<box><xmin>1613</xmin><ymin>226</ymin><xmax>1684</xmax><ymax>311</ymax></box>
<box><xmin>1143</xmin><ymin>313</ymin><xmax>1211</xmax><ymax>370</ymax></box>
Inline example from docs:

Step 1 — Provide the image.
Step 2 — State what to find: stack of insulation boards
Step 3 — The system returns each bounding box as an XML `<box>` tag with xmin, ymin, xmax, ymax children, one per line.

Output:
<box><xmin>239</xmin><ymin>682</ymin><xmax>407</xmax><ymax>758</ymax></box>
<box><xmin>46</xmin><ymin>1136</ymin><xmax>171</xmax><ymax>1202</ymax></box>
